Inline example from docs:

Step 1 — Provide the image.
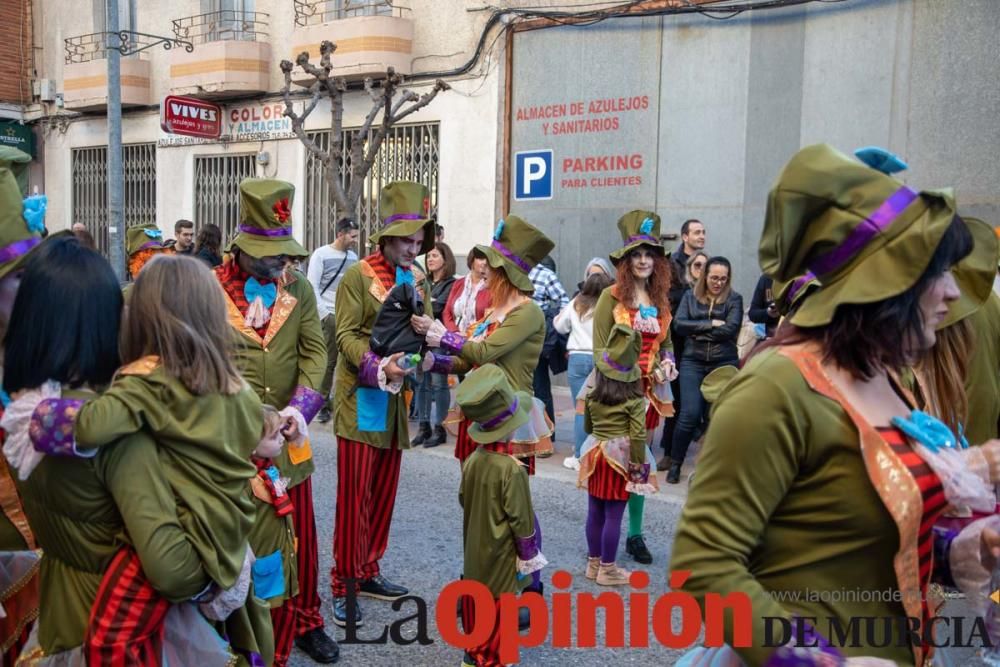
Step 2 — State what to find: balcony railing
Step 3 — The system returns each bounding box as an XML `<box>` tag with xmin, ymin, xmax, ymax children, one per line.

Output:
<box><xmin>65</xmin><ymin>32</ymin><xmax>151</xmax><ymax>64</ymax></box>
<box><xmin>172</xmin><ymin>10</ymin><xmax>269</xmax><ymax>45</ymax></box>
<box><xmin>293</xmin><ymin>0</ymin><xmax>405</xmax><ymax>27</ymax></box>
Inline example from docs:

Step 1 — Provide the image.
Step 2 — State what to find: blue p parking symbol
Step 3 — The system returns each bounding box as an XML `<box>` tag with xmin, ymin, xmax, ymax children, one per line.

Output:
<box><xmin>514</xmin><ymin>150</ymin><xmax>553</xmax><ymax>201</ymax></box>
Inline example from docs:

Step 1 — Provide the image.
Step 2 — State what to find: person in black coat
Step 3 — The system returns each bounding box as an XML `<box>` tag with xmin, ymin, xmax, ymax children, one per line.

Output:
<box><xmin>748</xmin><ymin>274</ymin><xmax>781</xmax><ymax>338</ymax></box>
<box><xmin>193</xmin><ymin>223</ymin><xmax>223</xmax><ymax>268</ymax></box>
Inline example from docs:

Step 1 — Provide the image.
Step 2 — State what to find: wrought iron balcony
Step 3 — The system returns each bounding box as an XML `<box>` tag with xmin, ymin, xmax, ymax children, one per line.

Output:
<box><xmin>65</xmin><ymin>32</ymin><xmax>152</xmax><ymax>64</ymax></box>
<box><xmin>172</xmin><ymin>10</ymin><xmax>269</xmax><ymax>45</ymax></box>
<box><xmin>293</xmin><ymin>0</ymin><xmax>404</xmax><ymax>27</ymax></box>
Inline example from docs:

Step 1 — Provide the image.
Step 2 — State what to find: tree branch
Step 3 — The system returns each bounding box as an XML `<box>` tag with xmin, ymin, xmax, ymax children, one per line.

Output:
<box><xmin>391</xmin><ymin>79</ymin><xmax>451</xmax><ymax>125</ymax></box>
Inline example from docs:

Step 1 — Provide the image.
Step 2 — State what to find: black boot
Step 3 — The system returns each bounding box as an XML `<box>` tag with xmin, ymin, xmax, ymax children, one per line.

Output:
<box><xmin>294</xmin><ymin>628</ymin><xmax>340</xmax><ymax>663</ymax></box>
<box><xmin>332</xmin><ymin>596</ymin><xmax>363</xmax><ymax>628</ymax></box>
<box><xmin>424</xmin><ymin>425</ymin><xmax>447</xmax><ymax>448</ymax></box>
<box><xmin>656</xmin><ymin>455</ymin><xmax>671</xmax><ymax>472</ymax></box>
<box><xmin>666</xmin><ymin>462</ymin><xmax>682</xmax><ymax>484</ymax></box>
<box><xmin>625</xmin><ymin>535</ymin><xmax>653</xmax><ymax>564</ymax></box>
<box><xmin>411</xmin><ymin>422</ymin><xmax>431</xmax><ymax>446</ymax></box>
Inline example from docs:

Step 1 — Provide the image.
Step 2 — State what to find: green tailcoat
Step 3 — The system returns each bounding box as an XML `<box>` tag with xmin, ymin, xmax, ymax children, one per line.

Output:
<box><xmin>966</xmin><ymin>291</ymin><xmax>1000</xmax><ymax>444</ymax></box>
<box><xmin>247</xmin><ymin>497</ymin><xmax>298</xmax><ymax>609</ymax></box>
<box><xmin>583</xmin><ymin>398</ymin><xmax>647</xmax><ymax>463</ymax></box>
<box><xmin>449</xmin><ymin>302</ymin><xmax>545</xmax><ymax>394</ymax></box>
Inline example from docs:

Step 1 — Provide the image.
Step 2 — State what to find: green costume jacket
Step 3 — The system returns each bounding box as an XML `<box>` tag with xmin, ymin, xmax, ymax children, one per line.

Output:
<box><xmin>247</xmin><ymin>487</ymin><xmax>298</xmax><ymax>609</ymax></box>
<box><xmin>71</xmin><ymin>357</ymin><xmax>262</xmax><ymax>589</ymax></box>
<box><xmin>333</xmin><ymin>259</ymin><xmax>432</xmax><ymax>448</ymax></box>
<box><xmin>671</xmin><ymin>347</ymin><xmax>921</xmax><ymax>666</ymax></box>
<box><xmin>966</xmin><ymin>291</ymin><xmax>1000</xmax><ymax>444</ymax></box>
<box><xmin>446</xmin><ymin>301</ymin><xmax>545</xmax><ymax>394</ymax></box>
<box><xmin>583</xmin><ymin>398</ymin><xmax>647</xmax><ymax>463</ymax></box>
<box><xmin>223</xmin><ymin>269</ymin><xmax>327</xmax><ymax>487</ymax></box>
<box><xmin>459</xmin><ymin>447</ymin><xmax>536</xmax><ymax>598</ymax></box>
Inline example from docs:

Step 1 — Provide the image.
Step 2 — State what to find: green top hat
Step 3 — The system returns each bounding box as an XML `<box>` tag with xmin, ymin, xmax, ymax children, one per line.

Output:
<box><xmin>609</xmin><ymin>210</ymin><xmax>665</xmax><ymax>262</ymax></box>
<box><xmin>370</xmin><ymin>181</ymin><xmax>435</xmax><ymax>256</ymax></box>
<box><xmin>228</xmin><ymin>178</ymin><xmax>308</xmax><ymax>259</ymax></box>
<box><xmin>0</xmin><ymin>155</ymin><xmax>42</xmax><ymax>281</ymax></box>
<box><xmin>760</xmin><ymin>144</ymin><xmax>958</xmax><ymax>327</ymax></box>
<box><xmin>701</xmin><ymin>364</ymin><xmax>739</xmax><ymax>404</ymax></box>
<box><xmin>594</xmin><ymin>324</ymin><xmax>642</xmax><ymax>382</ymax></box>
<box><xmin>475</xmin><ymin>215</ymin><xmax>554</xmax><ymax>294</ymax></box>
<box><xmin>126</xmin><ymin>223</ymin><xmax>167</xmax><ymax>256</ymax></box>
<box><xmin>457</xmin><ymin>364</ymin><xmax>533</xmax><ymax>444</ymax></box>
<box><xmin>940</xmin><ymin>217</ymin><xmax>998</xmax><ymax>329</ymax></box>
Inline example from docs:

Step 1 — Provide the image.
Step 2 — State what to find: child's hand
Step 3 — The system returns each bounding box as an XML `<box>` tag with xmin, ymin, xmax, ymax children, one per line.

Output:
<box><xmin>280</xmin><ymin>416</ymin><xmax>301</xmax><ymax>443</ymax></box>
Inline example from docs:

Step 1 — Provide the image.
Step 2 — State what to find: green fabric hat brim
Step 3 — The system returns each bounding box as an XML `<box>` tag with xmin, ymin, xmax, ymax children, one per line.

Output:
<box><xmin>369</xmin><ymin>218</ymin><xmax>436</xmax><ymax>256</ymax></box>
<box><xmin>467</xmin><ymin>390</ymin><xmax>534</xmax><ymax>444</ymax></box>
<box><xmin>700</xmin><ymin>365</ymin><xmax>739</xmax><ymax>404</ymax></box>
<box><xmin>609</xmin><ymin>240</ymin><xmax>666</xmax><ymax>263</ymax></box>
<box><xmin>787</xmin><ymin>196</ymin><xmax>955</xmax><ymax>328</ymax></box>
<box><xmin>940</xmin><ymin>217</ymin><xmax>998</xmax><ymax>329</ymax></box>
<box><xmin>595</xmin><ymin>351</ymin><xmax>641</xmax><ymax>383</ymax></box>
<box><xmin>0</xmin><ymin>239</ymin><xmax>38</xmax><ymax>281</ymax></box>
<box><xmin>228</xmin><ymin>233</ymin><xmax>309</xmax><ymax>260</ymax></box>
<box><xmin>476</xmin><ymin>243</ymin><xmax>534</xmax><ymax>294</ymax></box>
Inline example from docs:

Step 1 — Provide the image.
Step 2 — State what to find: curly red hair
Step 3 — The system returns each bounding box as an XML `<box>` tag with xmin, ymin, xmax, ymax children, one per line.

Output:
<box><xmin>615</xmin><ymin>251</ymin><xmax>671</xmax><ymax>314</ymax></box>
<box><xmin>128</xmin><ymin>247</ymin><xmax>174</xmax><ymax>277</ymax></box>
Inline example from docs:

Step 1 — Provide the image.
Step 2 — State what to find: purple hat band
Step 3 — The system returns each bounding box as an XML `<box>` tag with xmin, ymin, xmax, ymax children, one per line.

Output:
<box><xmin>0</xmin><ymin>236</ymin><xmax>40</xmax><ymax>264</ymax></box>
<box><xmin>490</xmin><ymin>239</ymin><xmax>531</xmax><ymax>273</ymax></box>
<box><xmin>239</xmin><ymin>224</ymin><xmax>292</xmax><ymax>237</ymax></box>
<box><xmin>480</xmin><ymin>397</ymin><xmax>520</xmax><ymax>431</ymax></box>
<box><xmin>785</xmin><ymin>185</ymin><xmax>919</xmax><ymax>305</ymax></box>
<box><xmin>602</xmin><ymin>351</ymin><xmax>634</xmax><ymax>373</ymax></box>
<box><xmin>626</xmin><ymin>234</ymin><xmax>660</xmax><ymax>244</ymax></box>
<box><xmin>383</xmin><ymin>213</ymin><xmax>425</xmax><ymax>226</ymax></box>
<box><xmin>136</xmin><ymin>241</ymin><xmax>163</xmax><ymax>252</ymax></box>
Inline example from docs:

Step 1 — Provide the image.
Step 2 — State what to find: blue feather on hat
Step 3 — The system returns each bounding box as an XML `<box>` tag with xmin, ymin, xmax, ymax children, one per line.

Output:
<box><xmin>854</xmin><ymin>146</ymin><xmax>908</xmax><ymax>175</ymax></box>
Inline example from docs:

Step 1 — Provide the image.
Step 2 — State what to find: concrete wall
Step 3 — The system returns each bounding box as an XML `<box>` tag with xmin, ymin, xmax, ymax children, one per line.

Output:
<box><xmin>508</xmin><ymin>0</ymin><xmax>1000</xmax><ymax>299</ymax></box>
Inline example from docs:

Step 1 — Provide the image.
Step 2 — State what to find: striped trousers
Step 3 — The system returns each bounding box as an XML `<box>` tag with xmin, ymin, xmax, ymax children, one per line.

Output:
<box><xmin>460</xmin><ymin>596</ymin><xmax>503</xmax><ymax>667</ymax></box>
<box><xmin>330</xmin><ymin>438</ymin><xmax>402</xmax><ymax>597</ymax></box>
<box><xmin>270</xmin><ymin>477</ymin><xmax>325</xmax><ymax>666</ymax></box>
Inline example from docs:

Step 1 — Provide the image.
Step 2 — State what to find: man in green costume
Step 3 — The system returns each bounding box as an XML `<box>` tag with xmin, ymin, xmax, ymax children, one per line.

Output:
<box><xmin>215</xmin><ymin>178</ymin><xmax>338</xmax><ymax>664</ymax></box>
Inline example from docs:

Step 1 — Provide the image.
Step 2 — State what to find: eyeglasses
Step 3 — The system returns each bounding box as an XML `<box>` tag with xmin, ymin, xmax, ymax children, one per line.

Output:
<box><xmin>707</xmin><ymin>275</ymin><xmax>728</xmax><ymax>283</ymax></box>
<box><xmin>692</xmin><ymin>262</ymin><xmax>706</xmax><ymax>269</ymax></box>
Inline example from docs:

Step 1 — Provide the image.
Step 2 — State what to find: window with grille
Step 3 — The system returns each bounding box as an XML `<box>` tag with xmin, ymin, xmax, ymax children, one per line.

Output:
<box><xmin>194</xmin><ymin>153</ymin><xmax>256</xmax><ymax>248</ymax></box>
<box><xmin>71</xmin><ymin>143</ymin><xmax>157</xmax><ymax>255</ymax></box>
<box><xmin>304</xmin><ymin>122</ymin><xmax>439</xmax><ymax>251</ymax></box>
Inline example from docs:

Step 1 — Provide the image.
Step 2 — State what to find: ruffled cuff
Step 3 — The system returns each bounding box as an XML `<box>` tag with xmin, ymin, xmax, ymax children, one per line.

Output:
<box><xmin>625</xmin><ymin>462</ymin><xmax>656</xmax><ymax>495</ymax></box>
<box><xmin>30</xmin><ymin>398</ymin><xmax>91</xmax><ymax>457</ymax></box>
<box><xmin>377</xmin><ymin>356</ymin><xmax>403</xmax><ymax>395</ymax></box>
<box><xmin>933</xmin><ymin>525</ymin><xmax>958</xmax><ymax>588</ymax></box>
<box><xmin>661</xmin><ymin>350</ymin><xmax>676</xmax><ymax>365</ymax></box>
<box><xmin>358</xmin><ymin>350</ymin><xmax>383</xmax><ymax>388</ymax></box>
<box><xmin>517</xmin><ymin>551</ymin><xmax>549</xmax><ymax>576</ymax></box>
<box><xmin>440</xmin><ymin>331</ymin><xmax>467</xmax><ymax>355</ymax></box>
<box><xmin>514</xmin><ymin>532</ymin><xmax>548</xmax><ymax>575</ymax></box>
<box><xmin>278</xmin><ymin>406</ymin><xmax>308</xmax><ymax>446</ymax></box>
<box><xmin>199</xmin><ymin>546</ymin><xmax>254</xmax><ymax>621</ymax></box>
<box><xmin>423</xmin><ymin>351</ymin><xmax>454</xmax><ymax>375</ymax></box>
<box><xmin>761</xmin><ymin>618</ymin><xmax>844</xmax><ymax>666</ymax></box>
<box><xmin>961</xmin><ymin>446</ymin><xmax>991</xmax><ymax>485</ymax></box>
<box><xmin>287</xmin><ymin>385</ymin><xmax>323</xmax><ymax>425</ymax></box>
<box><xmin>948</xmin><ymin>513</ymin><xmax>1000</xmax><ymax>613</ymax></box>
<box><xmin>425</xmin><ymin>319</ymin><xmax>448</xmax><ymax>348</ymax></box>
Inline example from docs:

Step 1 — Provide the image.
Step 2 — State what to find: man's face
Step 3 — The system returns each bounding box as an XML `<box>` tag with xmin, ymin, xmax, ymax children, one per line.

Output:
<box><xmin>682</xmin><ymin>222</ymin><xmax>706</xmax><ymax>252</ymax></box>
<box><xmin>176</xmin><ymin>227</ymin><xmax>194</xmax><ymax>250</ymax></box>
<box><xmin>337</xmin><ymin>229</ymin><xmax>359</xmax><ymax>252</ymax></box>
<box><xmin>238</xmin><ymin>250</ymin><xmax>289</xmax><ymax>280</ymax></box>
<box><xmin>382</xmin><ymin>230</ymin><xmax>425</xmax><ymax>269</ymax></box>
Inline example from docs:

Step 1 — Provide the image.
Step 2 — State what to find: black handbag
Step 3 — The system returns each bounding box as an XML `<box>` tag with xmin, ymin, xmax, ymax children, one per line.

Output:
<box><xmin>369</xmin><ymin>282</ymin><xmax>426</xmax><ymax>357</ymax></box>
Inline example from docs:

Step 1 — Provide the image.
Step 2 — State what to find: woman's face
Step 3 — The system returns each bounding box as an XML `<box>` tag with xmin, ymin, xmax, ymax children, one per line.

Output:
<box><xmin>689</xmin><ymin>257</ymin><xmax>706</xmax><ymax>282</ymax></box>
<box><xmin>915</xmin><ymin>271</ymin><xmax>961</xmax><ymax>350</ymax></box>
<box><xmin>484</xmin><ymin>263</ymin><xmax>496</xmax><ymax>287</ymax></box>
<box><xmin>629</xmin><ymin>248</ymin><xmax>655</xmax><ymax>282</ymax></box>
<box><xmin>0</xmin><ymin>269</ymin><xmax>23</xmax><ymax>336</ymax></box>
<box><xmin>427</xmin><ymin>248</ymin><xmax>444</xmax><ymax>274</ymax></box>
<box><xmin>473</xmin><ymin>257</ymin><xmax>488</xmax><ymax>282</ymax></box>
<box><xmin>586</xmin><ymin>265</ymin><xmax>607</xmax><ymax>279</ymax></box>
<box><xmin>705</xmin><ymin>263</ymin><xmax>729</xmax><ymax>297</ymax></box>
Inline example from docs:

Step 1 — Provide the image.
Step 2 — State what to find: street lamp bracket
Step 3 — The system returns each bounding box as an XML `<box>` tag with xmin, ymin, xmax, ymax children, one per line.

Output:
<box><xmin>116</xmin><ymin>30</ymin><xmax>194</xmax><ymax>57</ymax></box>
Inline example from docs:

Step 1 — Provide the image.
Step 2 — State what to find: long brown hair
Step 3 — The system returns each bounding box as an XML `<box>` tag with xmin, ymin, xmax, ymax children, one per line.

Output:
<box><xmin>693</xmin><ymin>256</ymin><xmax>732</xmax><ymax>305</ymax></box>
<box><xmin>591</xmin><ymin>370</ymin><xmax>643</xmax><ymax>405</ymax></box>
<box><xmin>121</xmin><ymin>254</ymin><xmax>243</xmax><ymax>395</ymax></box>
<box><xmin>489</xmin><ymin>265</ymin><xmax>529</xmax><ymax>309</ymax></box>
<box><xmin>915</xmin><ymin>317</ymin><xmax>975</xmax><ymax>434</ymax></box>
<box><xmin>431</xmin><ymin>242</ymin><xmax>457</xmax><ymax>281</ymax></box>
<box><xmin>615</xmin><ymin>249</ymin><xmax>670</xmax><ymax>314</ymax></box>
<box><xmin>574</xmin><ymin>271</ymin><xmax>614</xmax><ymax>318</ymax></box>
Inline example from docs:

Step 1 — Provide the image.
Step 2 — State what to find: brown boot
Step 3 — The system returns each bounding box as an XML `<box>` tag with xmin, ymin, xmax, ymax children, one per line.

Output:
<box><xmin>596</xmin><ymin>562</ymin><xmax>631</xmax><ymax>586</ymax></box>
<box><xmin>585</xmin><ymin>556</ymin><xmax>600</xmax><ymax>580</ymax></box>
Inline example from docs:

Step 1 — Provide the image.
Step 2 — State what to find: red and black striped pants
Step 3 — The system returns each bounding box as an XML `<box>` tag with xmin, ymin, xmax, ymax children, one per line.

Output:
<box><xmin>460</xmin><ymin>595</ymin><xmax>503</xmax><ymax>667</ymax></box>
<box><xmin>331</xmin><ymin>438</ymin><xmax>402</xmax><ymax>596</ymax></box>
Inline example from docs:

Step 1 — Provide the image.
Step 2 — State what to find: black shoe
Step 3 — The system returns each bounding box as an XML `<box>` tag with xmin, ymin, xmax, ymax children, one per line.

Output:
<box><xmin>626</xmin><ymin>535</ymin><xmax>653</xmax><ymax>565</ymax></box>
<box><xmin>462</xmin><ymin>652</ymin><xmax>476</xmax><ymax>667</ymax></box>
<box><xmin>295</xmin><ymin>628</ymin><xmax>340</xmax><ymax>663</ymax></box>
<box><xmin>316</xmin><ymin>407</ymin><xmax>332</xmax><ymax>424</ymax></box>
<box><xmin>666</xmin><ymin>462</ymin><xmax>682</xmax><ymax>484</ymax></box>
<box><xmin>332</xmin><ymin>597</ymin><xmax>362</xmax><ymax>627</ymax></box>
<box><xmin>358</xmin><ymin>574</ymin><xmax>409</xmax><ymax>600</ymax></box>
<box><xmin>424</xmin><ymin>425</ymin><xmax>446</xmax><ymax>448</ymax></box>
<box><xmin>411</xmin><ymin>422</ymin><xmax>431</xmax><ymax>446</ymax></box>
<box><xmin>656</xmin><ymin>455</ymin><xmax>671</xmax><ymax>472</ymax></box>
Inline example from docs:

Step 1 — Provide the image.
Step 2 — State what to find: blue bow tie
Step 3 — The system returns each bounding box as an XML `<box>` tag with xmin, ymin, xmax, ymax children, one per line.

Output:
<box><xmin>638</xmin><ymin>304</ymin><xmax>658</xmax><ymax>319</ymax></box>
<box><xmin>891</xmin><ymin>410</ymin><xmax>966</xmax><ymax>452</ymax></box>
<box><xmin>245</xmin><ymin>277</ymin><xmax>277</xmax><ymax>309</ymax></box>
<box><xmin>396</xmin><ymin>266</ymin><xmax>414</xmax><ymax>287</ymax></box>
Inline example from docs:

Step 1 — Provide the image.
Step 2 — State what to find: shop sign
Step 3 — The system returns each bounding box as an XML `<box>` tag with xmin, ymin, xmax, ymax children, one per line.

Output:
<box><xmin>0</xmin><ymin>121</ymin><xmax>34</xmax><ymax>157</ymax></box>
<box><xmin>160</xmin><ymin>95</ymin><xmax>223</xmax><ymax>139</ymax></box>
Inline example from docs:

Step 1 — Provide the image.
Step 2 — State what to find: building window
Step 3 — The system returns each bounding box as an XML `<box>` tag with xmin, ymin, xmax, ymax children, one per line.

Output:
<box><xmin>72</xmin><ymin>143</ymin><xmax>156</xmax><ymax>255</ymax></box>
<box><xmin>304</xmin><ymin>122</ymin><xmax>439</xmax><ymax>252</ymax></box>
<box><xmin>194</xmin><ymin>153</ymin><xmax>256</xmax><ymax>248</ymax></box>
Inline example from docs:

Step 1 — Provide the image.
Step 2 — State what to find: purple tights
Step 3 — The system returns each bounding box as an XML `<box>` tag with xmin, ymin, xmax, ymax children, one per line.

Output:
<box><xmin>585</xmin><ymin>495</ymin><xmax>627</xmax><ymax>563</ymax></box>
<box><xmin>527</xmin><ymin>513</ymin><xmax>543</xmax><ymax>592</ymax></box>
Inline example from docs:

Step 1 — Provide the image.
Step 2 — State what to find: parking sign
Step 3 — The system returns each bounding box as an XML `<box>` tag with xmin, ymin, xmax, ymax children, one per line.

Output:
<box><xmin>514</xmin><ymin>150</ymin><xmax>553</xmax><ymax>200</ymax></box>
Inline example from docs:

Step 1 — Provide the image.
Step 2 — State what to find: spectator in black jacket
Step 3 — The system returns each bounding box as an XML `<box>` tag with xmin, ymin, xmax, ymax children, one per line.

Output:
<box><xmin>748</xmin><ymin>274</ymin><xmax>781</xmax><ymax>338</ymax></box>
<box><xmin>666</xmin><ymin>256</ymin><xmax>742</xmax><ymax>484</ymax></box>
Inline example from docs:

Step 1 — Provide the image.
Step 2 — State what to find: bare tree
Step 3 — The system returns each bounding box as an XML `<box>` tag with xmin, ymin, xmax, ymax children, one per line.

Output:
<box><xmin>279</xmin><ymin>40</ymin><xmax>449</xmax><ymax>221</ymax></box>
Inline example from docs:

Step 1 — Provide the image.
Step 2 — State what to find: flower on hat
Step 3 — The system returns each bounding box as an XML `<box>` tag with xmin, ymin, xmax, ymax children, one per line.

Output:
<box><xmin>854</xmin><ymin>146</ymin><xmax>908</xmax><ymax>175</ymax></box>
<box><xmin>494</xmin><ymin>219</ymin><xmax>505</xmax><ymax>241</ymax></box>
<box><xmin>272</xmin><ymin>197</ymin><xmax>291</xmax><ymax>223</ymax></box>
<box><xmin>143</xmin><ymin>228</ymin><xmax>162</xmax><ymax>239</ymax></box>
<box><xmin>640</xmin><ymin>217</ymin><xmax>654</xmax><ymax>235</ymax></box>
<box><xmin>22</xmin><ymin>194</ymin><xmax>46</xmax><ymax>234</ymax></box>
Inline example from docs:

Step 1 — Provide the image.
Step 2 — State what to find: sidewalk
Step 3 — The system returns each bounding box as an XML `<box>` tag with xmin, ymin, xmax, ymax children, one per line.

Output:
<box><xmin>407</xmin><ymin>385</ymin><xmax>692</xmax><ymax>506</ymax></box>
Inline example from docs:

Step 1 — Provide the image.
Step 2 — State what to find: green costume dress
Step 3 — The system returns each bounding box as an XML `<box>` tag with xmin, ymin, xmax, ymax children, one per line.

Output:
<box><xmin>965</xmin><ymin>291</ymin><xmax>1000</xmax><ymax>444</ymax></box>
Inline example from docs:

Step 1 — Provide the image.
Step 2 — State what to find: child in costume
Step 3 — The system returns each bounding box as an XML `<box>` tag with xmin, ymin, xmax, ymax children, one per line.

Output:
<box><xmin>4</xmin><ymin>254</ymin><xmax>275</xmax><ymax>665</ymax></box>
<box><xmin>456</xmin><ymin>364</ymin><xmax>548</xmax><ymax>667</ymax></box>
<box><xmin>249</xmin><ymin>405</ymin><xmax>299</xmax><ymax>667</ymax></box>
<box><xmin>126</xmin><ymin>222</ymin><xmax>174</xmax><ymax>277</ymax></box>
<box><xmin>577</xmin><ymin>324</ymin><xmax>657</xmax><ymax>585</ymax></box>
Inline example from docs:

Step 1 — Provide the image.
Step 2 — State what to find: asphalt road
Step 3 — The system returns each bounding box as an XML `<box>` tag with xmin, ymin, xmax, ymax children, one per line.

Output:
<box><xmin>289</xmin><ymin>420</ymin><xmax>690</xmax><ymax>666</ymax></box>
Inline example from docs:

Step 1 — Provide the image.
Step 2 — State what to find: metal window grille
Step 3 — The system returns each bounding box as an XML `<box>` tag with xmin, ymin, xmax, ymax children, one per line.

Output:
<box><xmin>194</xmin><ymin>153</ymin><xmax>256</xmax><ymax>248</ymax></box>
<box><xmin>71</xmin><ymin>143</ymin><xmax>157</xmax><ymax>255</ymax></box>
<box><xmin>293</xmin><ymin>1</ymin><xmax>398</xmax><ymax>26</ymax></box>
<box><xmin>304</xmin><ymin>122</ymin><xmax>439</xmax><ymax>251</ymax></box>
